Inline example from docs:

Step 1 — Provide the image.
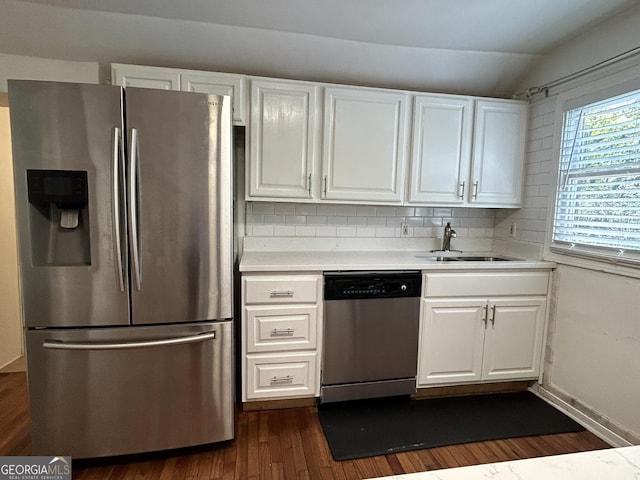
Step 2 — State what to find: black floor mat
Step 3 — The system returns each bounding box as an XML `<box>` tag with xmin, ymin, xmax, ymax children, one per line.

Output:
<box><xmin>317</xmin><ymin>391</ymin><xmax>585</xmax><ymax>461</ymax></box>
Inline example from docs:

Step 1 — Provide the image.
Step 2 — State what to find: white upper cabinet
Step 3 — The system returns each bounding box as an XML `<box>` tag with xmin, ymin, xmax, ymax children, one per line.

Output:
<box><xmin>248</xmin><ymin>79</ymin><xmax>320</xmax><ymax>200</ymax></box>
<box><xmin>181</xmin><ymin>72</ymin><xmax>246</xmax><ymax>124</ymax></box>
<box><xmin>322</xmin><ymin>86</ymin><xmax>409</xmax><ymax>204</ymax></box>
<box><xmin>407</xmin><ymin>96</ymin><xmax>527</xmax><ymax>207</ymax></box>
<box><xmin>113</xmin><ymin>64</ymin><xmax>528</xmax><ymax>207</ymax></box>
<box><xmin>111</xmin><ymin>64</ymin><xmax>247</xmax><ymax>125</ymax></box>
<box><xmin>470</xmin><ymin>99</ymin><xmax>528</xmax><ymax>206</ymax></box>
<box><xmin>112</xmin><ymin>64</ymin><xmax>180</xmax><ymax>90</ymax></box>
<box><xmin>407</xmin><ymin>94</ymin><xmax>473</xmax><ymax>205</ymax></box>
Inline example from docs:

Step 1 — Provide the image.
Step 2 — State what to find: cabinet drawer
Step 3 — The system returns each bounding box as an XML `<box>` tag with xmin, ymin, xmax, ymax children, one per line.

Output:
<box><xmin>424</xmin><ymin>271</ymin><xmax>549</xmax><ymax>297</ymax></box>
<box><xmin>245</xmin><ymin>305</ymin><xmax>318</xmax><ymax>353</ymax></box>
<box><xmin>246</xmin><ymin>352</ymin><xmax>317</xmax><ymax>399</ymax></box>
<box><xmin>243</xmin><ymin>275</ymin><xmax>320</xmax><ymax>304</ymax></box>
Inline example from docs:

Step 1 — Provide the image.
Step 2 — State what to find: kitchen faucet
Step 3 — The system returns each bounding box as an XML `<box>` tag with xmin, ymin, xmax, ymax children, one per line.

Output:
<box><xmin>442</xmin><ymin>222</ymin><xmax>457</xmax><ymax>251</ymax></box>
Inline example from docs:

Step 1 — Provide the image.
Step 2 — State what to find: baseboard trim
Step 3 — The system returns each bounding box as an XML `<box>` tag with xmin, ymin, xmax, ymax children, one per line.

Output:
<box><xmin>0</xmin><ymin>356</ymin><xmax>25</xmax><ymax>373</ymax></box>
<box><xmin>242</xmin><ymin>397</ymin><xmax>317</xmax><ymax>411</ymax></box>
<box><xmin>528</xmin><ymin>385</ymin><xmax>632</xmax><ymax>448</ymax></box>
<box><xmin>413</xmin><ymin>381</ymin><xmax>529</xmax><ymax>399</ymax></box>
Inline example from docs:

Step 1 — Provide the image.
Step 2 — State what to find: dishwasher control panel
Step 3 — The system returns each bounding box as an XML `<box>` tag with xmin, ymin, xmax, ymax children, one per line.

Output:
<box><xmin>324</xmin><ymin>271</ymin><xmax>422</xmax><ymax>300</ymax></box>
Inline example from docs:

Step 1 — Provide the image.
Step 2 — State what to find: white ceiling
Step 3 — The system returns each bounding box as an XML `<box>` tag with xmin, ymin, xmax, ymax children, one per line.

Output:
<box><xmin>0</xmin><ymin>0</ymin><xmax>638</xmax><ymax>96</ymax></box>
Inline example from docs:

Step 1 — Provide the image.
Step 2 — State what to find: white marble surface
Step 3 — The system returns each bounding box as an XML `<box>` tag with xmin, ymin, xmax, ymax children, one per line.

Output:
<box><xmin>239</xmin><ymin>250</ymin><xmax>555</xmax><ymax>272</ymax></box>
<box><xmin>368</xmin><ymin>446</ymin><xmax>640</xmax><ymax>480</ymax></box>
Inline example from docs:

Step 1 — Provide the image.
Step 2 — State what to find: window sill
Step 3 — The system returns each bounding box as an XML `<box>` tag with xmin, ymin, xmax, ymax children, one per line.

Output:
<box><xmin>544</xmin><ymin>248</ymin><xmax>640</xmax><ymax>279</ymax></box>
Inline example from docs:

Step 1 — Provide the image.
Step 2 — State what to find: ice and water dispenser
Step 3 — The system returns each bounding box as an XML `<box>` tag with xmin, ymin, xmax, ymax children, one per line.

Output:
<box><xmin>26</xmin><ymin>169</ymin><xmax>91</xmax><ymax>266</ymax></box>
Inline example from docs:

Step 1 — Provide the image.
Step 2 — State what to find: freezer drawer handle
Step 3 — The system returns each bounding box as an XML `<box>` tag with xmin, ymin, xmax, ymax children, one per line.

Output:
<box><xmin>42</xmin><ymin>331</ymin><xmax>217</xmax><ymax>351</ymax></box>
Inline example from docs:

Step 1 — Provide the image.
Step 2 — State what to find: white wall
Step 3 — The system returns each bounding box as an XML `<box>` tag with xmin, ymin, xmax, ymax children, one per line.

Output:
<box><xmin>0</xmin><ymin>0</ymin><xmax>532</xmax><ymax>97</ymax></box>
<box><xmin>0</xmin><ymin>103</ymin><xmax>22</xmax><ymax>368</ymax></box>
<box><xmin>497</xmin><ymin>6</ymin><xmax>640</xmax><ymax>444</ymax></box>
<box><xmin>550</xmin><ymin>266</ymin><xmax>640</xmax><ymax>442</ymax></box>
<box><xmin>517</xmin><ymin>3</ymin><xmax>640</xmax><ymax>92</ymax></box>
<box><xmin>0</xmin><ymin>53</ymin><xmax>99</xmax><ymax>92</ymax></box>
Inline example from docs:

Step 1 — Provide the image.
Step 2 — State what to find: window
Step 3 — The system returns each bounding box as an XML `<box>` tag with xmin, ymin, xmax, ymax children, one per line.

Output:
<box><xmin>551</xmin><ymin>88</ymin><xmax>640</xmax><ymax>265</ymax></box>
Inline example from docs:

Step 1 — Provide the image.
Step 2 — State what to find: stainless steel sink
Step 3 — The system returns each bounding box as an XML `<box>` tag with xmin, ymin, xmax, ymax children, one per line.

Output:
<box><xmin>455</xmin><ymin>256</ymin><xmax>511</xmax><ymax>261</ymax></box>
<box><xmin>414</xmin><ymin>255</ymin><xmax>461</xmax><ymax>262</ymax></box>
<box><xmin>416</xmin><ymin>254</ymin><xmax>519</xmax><ymax>262</ymax></box>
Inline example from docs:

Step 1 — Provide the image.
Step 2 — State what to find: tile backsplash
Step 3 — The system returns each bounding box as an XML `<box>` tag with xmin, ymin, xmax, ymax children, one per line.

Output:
<box><xmin>245</xmin><ymin>202</ymin><xmax>496</xmax><ymax>239</ymax></box>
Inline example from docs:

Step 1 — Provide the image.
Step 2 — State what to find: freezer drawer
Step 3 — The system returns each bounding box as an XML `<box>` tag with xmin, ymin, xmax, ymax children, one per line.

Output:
<box><xmin>26</xmin><ymin>321</ymin><xmax>234</xmax><ymax>458</ymax></box>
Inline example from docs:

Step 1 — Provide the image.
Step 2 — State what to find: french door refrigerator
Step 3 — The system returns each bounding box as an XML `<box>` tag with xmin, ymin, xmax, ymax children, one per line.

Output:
<box><xmin>8</xmin><ymin>80</ymin><xmax>235</xmax><ymax>459</ymax></box>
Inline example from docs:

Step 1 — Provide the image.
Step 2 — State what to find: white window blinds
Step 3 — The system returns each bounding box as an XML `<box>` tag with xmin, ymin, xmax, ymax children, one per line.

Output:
<box><xmin>552</xmin><ymin>88</ymin><xmax>640</xmax><ymax>264</ymax></box>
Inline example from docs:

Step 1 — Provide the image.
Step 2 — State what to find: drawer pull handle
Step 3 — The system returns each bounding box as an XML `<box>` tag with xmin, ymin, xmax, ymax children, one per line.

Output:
<box><xmin>270</xmin><ymin>375</ymin><xmax>294</xmax><ymax>384</ymax></box>
<box><xmin>270</xmin><ymin>290</ymin><xmax>294</xmax><ymax>298</ymax></box>
<box><xmin>271</xmin><ymin>328</ymin><xmax>295</xmax><ymax>336</ymax></box>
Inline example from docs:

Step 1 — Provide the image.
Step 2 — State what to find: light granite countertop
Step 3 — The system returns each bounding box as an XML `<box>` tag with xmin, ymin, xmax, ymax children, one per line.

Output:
<box><xmin>368</xmin><ymin>446</ymin><xmax>640</xmax><ymax>480</ymax></box>
<box><xmin>239</xmin><ymin>250</ymin><xmax>555</xmax><ymax>273</ymax></box>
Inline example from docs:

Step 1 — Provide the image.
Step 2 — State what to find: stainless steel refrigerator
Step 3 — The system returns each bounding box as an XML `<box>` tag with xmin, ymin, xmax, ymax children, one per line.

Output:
<box><xmin>8</xmin><ymin>80</ymin><xmax>235</xmax><ymax>459</ymax></box>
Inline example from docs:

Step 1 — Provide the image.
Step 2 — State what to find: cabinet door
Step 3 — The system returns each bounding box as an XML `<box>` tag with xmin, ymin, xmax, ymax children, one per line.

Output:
<box><xmin>408</xmin><ymin>95</ymin><xmax>473</xmax><ymax>204</ymax></box>
<box><xmin>418</xmin><ymin>298</ymin><xmax>487</xmax><ymax>386</ymax></box>
<box><xmin>470</xmin><ymin>99</ymin><xmax>527</xmax><ymax>206</ymax></box>
<box><xmin>323</xmin><ymin>87</ymin><xmax>409</xmax><ymax>203</ymax></box>
<box><xmin>181</xmin><ymin>72</ymin><xmax>246</xmax><ymax>125</ymax></box>
<box><xmin>482</xmin><ymin>297</ymin><xmax>546</xmax><ymax>381</ymax></box>
<box><xmin>111</xmin><ymin>64</ymin><xmax>180</xmax><ymax>90</ymax></box>
<box><xmin>248</xmin><ymin>80</ymin><xmax>319</xmax><ymax>199</ymax></box>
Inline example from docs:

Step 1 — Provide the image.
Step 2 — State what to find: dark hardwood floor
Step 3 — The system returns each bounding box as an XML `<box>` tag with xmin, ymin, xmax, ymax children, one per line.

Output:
<box><xmin>0</xmin><ymin>372</ymin><xmax>611</xmax><ymax>479</ymax></box>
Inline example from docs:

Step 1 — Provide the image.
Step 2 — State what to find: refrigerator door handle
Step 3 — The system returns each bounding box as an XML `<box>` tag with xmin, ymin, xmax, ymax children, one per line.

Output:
<box><xmin>128</xmin><ymin>127</ymin><xmax>142</xmax><ymax>291</ymax></box>
<box><xmin>113</xmin><ymin>127</ymin><xmax>125</xmax><ymax>292</ymax></box>
<box><xmin>42</xmin><ymin>331</ymin><xmax>217</xmax><ymax>351</ymax></box>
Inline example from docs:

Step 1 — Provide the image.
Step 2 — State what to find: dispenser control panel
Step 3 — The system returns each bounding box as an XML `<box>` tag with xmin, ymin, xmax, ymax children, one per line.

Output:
<box><xmin>27</xmin><ymin>170</ymin><xmax>88</xmax><ymax>208</ymax></box>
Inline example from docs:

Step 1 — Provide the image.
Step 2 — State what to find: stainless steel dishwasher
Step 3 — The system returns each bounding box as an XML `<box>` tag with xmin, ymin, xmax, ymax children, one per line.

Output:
<box><xmin>321</xmin><ymin>271</ymin><xmax>422</xmax><ymax>403</ymax></box>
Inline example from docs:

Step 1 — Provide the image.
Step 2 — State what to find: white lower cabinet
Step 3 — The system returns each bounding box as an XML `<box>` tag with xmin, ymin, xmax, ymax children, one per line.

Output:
<box><xmin>419</xmin><ymin>298</ymin><xmax>487</xmax><ymax>384</ymax></box>
<box><xmin>481</xmin><ymin>297</ymin><xmax>547</xmax><ymax>380</ymax></box>
<box><xmin>246</xmin><ymin>352</ymin><xmax>318</xmax><ymax>399</ymax></box>
<box><xmin>242</xmin><ymin>274</ymin><xmax>323</xmax><ymax>402</ymax></box>
<box><xmin>245</xmin><ymin>305</ymin><xmax>318</xmax><ymax>353</ymax></box>
<box><xmin>418</xmin><ymin>272</ymin><xmax>549</xmax><ymax>387</ymax></box>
